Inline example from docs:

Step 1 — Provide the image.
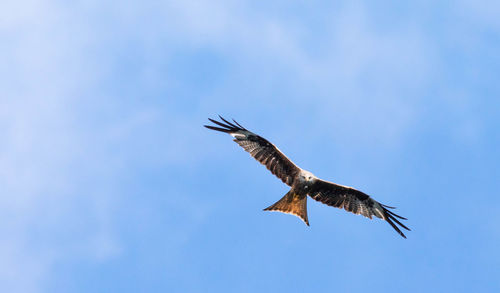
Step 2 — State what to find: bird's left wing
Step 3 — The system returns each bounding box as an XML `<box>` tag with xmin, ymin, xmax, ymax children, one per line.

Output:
<box><xmin>308</xmin><ymin>179</ymin><xmax>410</xmax><ymax>238</ymax></box>
<box><xmin>204</xmin><ymin>116</ymin><xmax>300</xmax><ymax>186</ymax></box>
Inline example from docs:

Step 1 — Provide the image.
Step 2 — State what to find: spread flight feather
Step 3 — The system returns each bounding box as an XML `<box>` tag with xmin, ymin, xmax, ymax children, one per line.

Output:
<box><xmin>205</xmin><ymin>116</ymin><xmax>410</xmax><ymax>238</ymax></box>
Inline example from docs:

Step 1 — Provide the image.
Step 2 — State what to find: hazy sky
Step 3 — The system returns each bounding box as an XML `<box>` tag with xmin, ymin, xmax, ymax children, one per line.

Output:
<box><xmin>1</xmin><ymin>1</ymin><xmax>499</xmax><ymax>292</ymax></box>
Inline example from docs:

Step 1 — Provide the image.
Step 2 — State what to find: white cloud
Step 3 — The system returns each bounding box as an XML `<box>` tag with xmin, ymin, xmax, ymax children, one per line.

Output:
<box><xmin>0</xmin><ymin>1</ymin><xmax>219</xmax><ymax>290</ymax></box>
<box><xmin>1</xmin><ymin>0</ymin><xmax>495</xmax><ymax>291</ymax></box>
<box><xmin>158</xmin><ymin>1</ymin><xmax>435</xmax><ymax>148</ymax></box>
<box><xmin>1</xmin><ymin>1</ymin><xmax>123</xmax><ymax>291</ymax></box>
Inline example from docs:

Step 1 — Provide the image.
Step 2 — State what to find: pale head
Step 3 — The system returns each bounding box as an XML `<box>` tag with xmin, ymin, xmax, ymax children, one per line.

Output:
<box><xmin>299</xmin><ymin>170</ymin><xmax>315</xmax><ymax>182</ymax></box>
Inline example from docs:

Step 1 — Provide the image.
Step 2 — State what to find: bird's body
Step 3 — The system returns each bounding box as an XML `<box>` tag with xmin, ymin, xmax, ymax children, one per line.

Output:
<box><xmin>205</xmin><ymin>116</ymin><xmax>410</xmax><ymax>238</ymax></box>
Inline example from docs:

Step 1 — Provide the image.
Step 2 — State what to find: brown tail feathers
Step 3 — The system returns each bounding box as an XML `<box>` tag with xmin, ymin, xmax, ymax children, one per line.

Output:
<box><xmin>263</xmin><ymin>190</ymin><xmax>309</xmax><ymax>225</ymax></box>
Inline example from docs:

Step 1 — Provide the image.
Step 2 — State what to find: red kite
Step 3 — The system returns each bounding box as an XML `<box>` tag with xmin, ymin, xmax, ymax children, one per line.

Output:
<box><xmin>205</xmin><ymin>116</ymin><xmax>410</xmax><ymax>238</ymax></box>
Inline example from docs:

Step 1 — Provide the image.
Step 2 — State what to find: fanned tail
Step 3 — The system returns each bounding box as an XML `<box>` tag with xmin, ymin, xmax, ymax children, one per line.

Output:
<box><xmin>264</xmin><ymin>190</ymin><xmax>309</xmax><ymax>226</ymax></box>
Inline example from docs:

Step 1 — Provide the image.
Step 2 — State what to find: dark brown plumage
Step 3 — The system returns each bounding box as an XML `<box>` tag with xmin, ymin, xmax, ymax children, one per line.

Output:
<box><xmin>205</xmin><ymin>116</ymin><xmax>410</xmax><ymax>238</ymax></box>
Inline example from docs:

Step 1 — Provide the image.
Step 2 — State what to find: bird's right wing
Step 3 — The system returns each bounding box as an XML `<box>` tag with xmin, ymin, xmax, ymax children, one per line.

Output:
<box><xmin>204</xmin><ymin>116</ymin><xmax>300</xmax><ymax>186</ymax></box>
<box><xmin>308</xmin><ymin>179</ymin><xmax>410</xmax><ymax>238</ymax></box>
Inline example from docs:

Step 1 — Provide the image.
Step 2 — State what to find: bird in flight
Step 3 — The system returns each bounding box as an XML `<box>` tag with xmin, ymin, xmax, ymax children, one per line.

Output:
<box><xmin>205</xmin><ymin>116</ymin><xmax>410</xmax><ymax>238</ymax></box>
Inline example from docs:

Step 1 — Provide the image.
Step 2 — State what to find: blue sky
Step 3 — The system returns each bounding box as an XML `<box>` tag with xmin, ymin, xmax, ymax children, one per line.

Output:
<box><xmin>1</xmin><ymin>0</ymin><xmax>499</xmax><ymax>292</ymax></box>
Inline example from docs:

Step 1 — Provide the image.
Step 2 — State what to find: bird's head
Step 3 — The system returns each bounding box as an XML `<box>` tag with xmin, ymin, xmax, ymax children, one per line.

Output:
<box><xmin>299</xmin><ymin>170</ymin><xmax>315</xmax><ymax>182</ymax></box>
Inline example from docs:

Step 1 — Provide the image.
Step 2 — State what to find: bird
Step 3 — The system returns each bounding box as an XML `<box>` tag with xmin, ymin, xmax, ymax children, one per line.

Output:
<box><xmin>204</xmin><ymin>116</ymin><xmax>410</xmax><ymax>238</ymax></box>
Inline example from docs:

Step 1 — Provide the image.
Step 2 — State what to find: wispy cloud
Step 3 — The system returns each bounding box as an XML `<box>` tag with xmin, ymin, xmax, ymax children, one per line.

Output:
<box><xmin>2</xmin><ymin>0</ymin><xmax>498</xmax><ymax>292</ymax></box>
<box><xmin>1</xmin><ymin>1</ymin><xmax>131</xmax><ymax>291</ymax></box>
<box><xmin>0</xmin><ymin>1</ymin><xmax>221</xmax><ymax>290</ymax></box>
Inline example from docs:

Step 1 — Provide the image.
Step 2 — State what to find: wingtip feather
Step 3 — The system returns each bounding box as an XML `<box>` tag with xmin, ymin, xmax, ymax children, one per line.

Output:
<box><xmin>204</xmin><ymin>125</ymin><xmax>232</xmax><ymax>133</ymax></box>
<box><xmin>386</xmin><ymin>216</ymin><xmax>407</xmax><ymax>238</ymax></box>
<box><xmin>218</xmin><ymin>115</ymin><xmax>240</xmax><ymax>129</ymax></box>
<box><xmin>380</xmin><ymin>205</ymin><xmax>410</xmax><ymax>238</ymax></box>
<box><xmin>205</xmin><ymin>116</ymin><xmax>246</xmax><ymax>133</ymax></box>
<box><xmin>386</xmin><ymin>209</ymin><xmax>408</xmax><ymax>220</ymax></box>
<box><xmin>232</xmin><ymin>118</ymin><xmax>246</xmax><ymax>130</ymax></box>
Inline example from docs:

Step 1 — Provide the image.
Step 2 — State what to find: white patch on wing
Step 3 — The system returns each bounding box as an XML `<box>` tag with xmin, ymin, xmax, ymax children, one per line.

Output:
<box><xmin>231</xmin><ymin>133</ymin><xmax>246</xmax><ymax>139</ymax></box>
<box><xmin>372</xmin><ymin>202</ymin><xmax>385</xmax><ymax>219</ymax></box>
